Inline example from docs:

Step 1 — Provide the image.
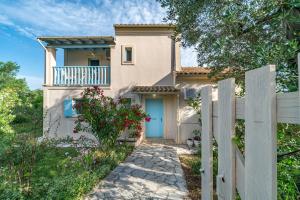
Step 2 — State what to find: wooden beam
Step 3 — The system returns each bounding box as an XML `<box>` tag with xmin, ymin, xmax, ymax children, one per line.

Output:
<box><xmin>236</xmin><ymin>147</ymin><xmax>245</xmax><ymax>199</ymax></box>
<box><xmin>213</xmin><ymin>92</ymin><xmax>300</xmax><ymax>124</ymax></box>
<box><xmin>245</xmin><ymin>65</ymin><xmax>277</xmax><ymax>200</ymax></box>
<box><xmin>217</xmin><ymin>78</ymin><xmax>236</xmax><ymax>199</ymax></box>
<box><xmin>46</xmin><ymin>44</ymin><xmax>113</xmax><ymax>49</ymax></box>
<box><xmin>61</xmin><ymin>39</ymin><xmax>72</xmax><ymax>45</ymax></box>
<box><xmin>201</xmin><ymin>86</ymin><xmax>214</xmax><ymax>200</ymax></box>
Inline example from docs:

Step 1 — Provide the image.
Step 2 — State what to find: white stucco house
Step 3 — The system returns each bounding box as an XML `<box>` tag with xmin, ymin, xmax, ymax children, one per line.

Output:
<box><xmin>38</xmin><ymin>24</ymin><xmax>214</xmax><ymax>144</ymax></box>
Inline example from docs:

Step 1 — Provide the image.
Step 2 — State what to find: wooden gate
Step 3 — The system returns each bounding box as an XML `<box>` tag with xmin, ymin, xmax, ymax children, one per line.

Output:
<box><xmin>200</xmin><ymin>53</ymin><xmax>300</xmax><ymax>200</ymax></box>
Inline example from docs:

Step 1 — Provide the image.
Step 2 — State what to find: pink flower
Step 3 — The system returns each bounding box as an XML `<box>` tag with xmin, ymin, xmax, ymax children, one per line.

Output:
<box><xmin>145</xmin><ymin>116</ymin><xmax>151</xmax><ymax>122</ymax></box>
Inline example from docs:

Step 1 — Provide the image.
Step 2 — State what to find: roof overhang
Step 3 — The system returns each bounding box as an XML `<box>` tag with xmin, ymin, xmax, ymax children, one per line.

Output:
<box><xmin>37</xmin><ymin>36</ymin><xmax>115</xmax><ymax>48</ymax></box>
<box><xmin>114</xmin><ymin>24</ymin><xmax>175</xmax><ymax>36</ymax></box>
<box><xmin>176</xmin><ymin>67</ymin><xmax>211</xmax><ymax>76</ymax></box>
<box><xmin>132</xmin><ymin>86</ymin><xmax>180</xmax><ymax>94</ymax></box>
<box><xmin>114</xmin><ymin>24</ymin><xmax>175</xmax><ymax>28</ymax></box>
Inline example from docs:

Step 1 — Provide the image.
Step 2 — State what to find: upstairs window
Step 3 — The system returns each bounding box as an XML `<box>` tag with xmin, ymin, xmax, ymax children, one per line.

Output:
<box><xmin>89</xmin><ymin>59</ymin><xmax>100</xmax><ymax>66</ymax></box>
<box><xmin>125</xmin><ymin>47</ymin><xmax>132</xmax><ymax>62</ymax></box>
<box><xmin>122</xmin><ymin>45</ymin><xmax>134</xmax><ymax>65</ymax></box>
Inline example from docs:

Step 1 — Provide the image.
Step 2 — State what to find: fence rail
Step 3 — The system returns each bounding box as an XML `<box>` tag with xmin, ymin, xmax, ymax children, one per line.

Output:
<box><xmin>200</xmin><ymin>53</ymin><xmax>300</xmax><ymax>200</ymax></box>
<box><xmin>53</xmin><ymin>66</ymin><xmax>110</xmax><ymax>86</ymax></box>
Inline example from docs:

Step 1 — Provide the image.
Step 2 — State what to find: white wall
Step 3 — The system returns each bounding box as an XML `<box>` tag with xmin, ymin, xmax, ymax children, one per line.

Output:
<box><xmin>110</xmin><ymin>34</ymin><xmax>175</xmax><ymax>97</ymax></box>
<box><xmin>64</xmin><ymin>49</ymin><xmax>110</xmax><ymax>66</ymax></box>
<box><xmin>177</xmin><ymin>78</ymin><xmax>215</xmax><ymax>143</ymax></box>
<box><xmin>43</xmin><ymin>27</ymin><xmax>179</xmax><ymax>139</ymax></box>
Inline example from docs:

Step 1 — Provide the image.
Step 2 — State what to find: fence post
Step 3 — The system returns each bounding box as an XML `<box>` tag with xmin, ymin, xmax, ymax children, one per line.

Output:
<box><xmin>201</xmin><ymin>86</ymin><xmax>213</xmax><ymax>200</ymax></box>
<box><xmin>245</xmin><ymin>65</ymin><xmax>277</xmax><ymax>199</ymax></box>
<box><xmin>217</xmin><ymin>78</ymin><xmax>236</xmax><ymax>199</ymax></box>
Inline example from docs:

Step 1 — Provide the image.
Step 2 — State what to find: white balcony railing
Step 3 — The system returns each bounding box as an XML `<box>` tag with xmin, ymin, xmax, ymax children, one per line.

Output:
<box><xmin>53</xmin><ymin>66</ymin><xmax>110</xmax><ymax>86</ymax></box>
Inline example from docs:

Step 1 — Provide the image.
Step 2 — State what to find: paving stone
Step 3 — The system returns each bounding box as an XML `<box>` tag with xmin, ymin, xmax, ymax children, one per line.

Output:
<box><xmin>85</xmin><ymin>143</ymin><xmax>188</xmax><ymax>200</ymax></box>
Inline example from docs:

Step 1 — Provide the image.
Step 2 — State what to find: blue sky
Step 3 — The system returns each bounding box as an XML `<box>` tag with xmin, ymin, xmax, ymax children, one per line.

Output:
<box><xmin>0</xmin><ymin>0</ymin><xmax>198</xmax><ymax>89</ymax></box>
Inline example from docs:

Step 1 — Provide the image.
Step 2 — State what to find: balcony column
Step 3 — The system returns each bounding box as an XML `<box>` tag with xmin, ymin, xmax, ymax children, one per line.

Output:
<box><xmin>45</xmin><ymin>47</ymin><xmax>56</xmax><ymax>86</ymax></box>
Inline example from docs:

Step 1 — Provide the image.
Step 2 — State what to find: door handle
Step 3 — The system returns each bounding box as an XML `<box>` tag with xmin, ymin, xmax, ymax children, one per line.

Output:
<box><xmin>161</xmin><ymin>117</ymin><xmax>162</xmax><ymax>122</ymax></box>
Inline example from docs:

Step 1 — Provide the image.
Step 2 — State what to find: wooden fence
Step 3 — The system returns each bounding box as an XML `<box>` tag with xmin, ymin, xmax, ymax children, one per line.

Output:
<box><xmin>200</xmin><ymin>53</ymin><xmax>300</xmax><ymax>200</ymax></box>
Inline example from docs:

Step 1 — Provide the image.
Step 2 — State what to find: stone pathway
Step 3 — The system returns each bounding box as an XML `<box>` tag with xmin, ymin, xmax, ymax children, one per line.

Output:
<box><xmin>85</xmin><ymin>143</ymin><xmax>188</xmax><ymax>200</ymax></box>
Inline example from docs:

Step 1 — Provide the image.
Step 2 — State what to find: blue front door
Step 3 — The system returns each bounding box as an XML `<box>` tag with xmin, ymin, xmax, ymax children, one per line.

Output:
<box><xmin>146</xmin><ymin>99</ymin><xmax>164</xmax><ymax>138</ymax></box>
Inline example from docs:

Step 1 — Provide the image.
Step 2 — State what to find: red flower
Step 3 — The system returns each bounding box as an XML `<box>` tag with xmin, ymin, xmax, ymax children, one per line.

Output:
<box><xmin>145</xmin><ymin>116</ymin><xmax>151</xmax><ymax>122</ymax></box>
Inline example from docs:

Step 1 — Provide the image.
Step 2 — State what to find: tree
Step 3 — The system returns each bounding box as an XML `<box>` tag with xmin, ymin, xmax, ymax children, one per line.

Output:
<box><xmin>159</xmin><ymin>0</ymin><xmax>300</xmax><ymax>91</ymax></box>
<box><xmin>0</xmin><ymin>61</ymin><xmax>29</xmax><ymax>133</ymax></box>
<box><xmin>159</xmin><ymin>1</ymin><xmax>300</xmax><ymax>198</ymax></box>
<box><xmin>74</xmin><ymin>86</ymin><xmax>150</xmax><ymax>148</ymax></box>
<box><xmin>0</xmin><ymin>61</ymin><xmax>27</xmax><ymax>90</ymax></box>
<box><xmin>0</xmin><ymin>87</ymin><xmax>19</xmax><ymax>133</ymax></box>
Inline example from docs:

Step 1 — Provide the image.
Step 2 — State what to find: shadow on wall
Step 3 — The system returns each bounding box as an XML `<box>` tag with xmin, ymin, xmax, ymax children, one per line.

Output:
<box><xmin>43</xmin><ymin>105</ymin><xmax>61</xmax><ymax>138</ymax></box>
<box><xmin>178</xmin><ymin>83</ymin><xmax>202</xmax><ymax>143</ymax></box>
<box><xmin>153</xmin><ymin>73</ymin><xmax>174</xmax><ymax>86</ymax></box>
<box><xmin>43</xmin><ymin>71</ymin><xmax>177</xmax><ymax>140</ymax></box>
<box><xmin>44</xmin><ymin>89</ymin><xmax>96</xmax><ymax>140</ymax></box>
<box><xmin>44</xmin><ymin>86</ymin><xmax>142</xmax><ymax>140</ymax></box>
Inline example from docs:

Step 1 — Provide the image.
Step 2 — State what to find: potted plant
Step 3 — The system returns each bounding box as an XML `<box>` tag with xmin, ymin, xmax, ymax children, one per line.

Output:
<box><xmin>187</xmin><ymin>138</ymin><xmax>194</xmax><ymax>148</ymax></box>
<box><xmin>192</xmin><ymin>129</ymin><xmax>201</xmax><ymax>147</ymax></box>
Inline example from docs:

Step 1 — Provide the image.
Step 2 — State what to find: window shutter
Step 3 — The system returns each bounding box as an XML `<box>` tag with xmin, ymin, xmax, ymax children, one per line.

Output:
<box><xmin>64</xmin><ymin>99</ymin><xmax>77</xmax><ymax>117</ymax></box>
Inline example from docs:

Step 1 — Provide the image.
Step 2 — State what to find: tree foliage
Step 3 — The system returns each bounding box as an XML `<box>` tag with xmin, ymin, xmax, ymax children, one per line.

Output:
<box><xmin>0</xmin><ymin>87</ymin><xmax>19</xmax><ymax>133</ymax></box>
<box><xmin>160</xmin><ymin>0</ymin><xmax>300</xmax><ymax>91</ymax></box>
<box><xmin>0</xmin><ymin>62</ymin><xmax>28</xmax><ymax>133</ymax></box>
<box><xmin>0</xmin><ymin>61</ymin><xmax>43</xmax><ymax>134</ymax></box>
<box><xmin>159</xmin><ymin>1</ymin><xmax>300</xmax><ymax>197</ymax></box>
<box><xmin>0</xmin><ymin>61</ymin><xmax>28</xmax><ymax>91</ymax></box>
<box><xmin>74</xmin><ymin>86</ymin><xmax>149</xmax><ymax>147</ymax></box>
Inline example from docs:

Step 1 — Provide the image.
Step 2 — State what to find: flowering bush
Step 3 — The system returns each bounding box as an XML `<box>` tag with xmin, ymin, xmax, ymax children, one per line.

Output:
<box><xmin>73</xmin><ymin>86</ymin><xmax>149</xmax><ymax>147</ymax></box>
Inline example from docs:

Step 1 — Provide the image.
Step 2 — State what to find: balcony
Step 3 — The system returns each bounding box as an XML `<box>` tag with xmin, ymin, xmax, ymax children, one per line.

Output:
<box><xmin>53</xmin><ymin>66</ymin><xmax>110</xmax><ymax>86</ymax></box>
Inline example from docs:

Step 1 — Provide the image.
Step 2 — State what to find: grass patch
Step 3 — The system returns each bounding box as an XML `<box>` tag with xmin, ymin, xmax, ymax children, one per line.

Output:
<box><xmin>179</xmin><ymin>154</ymin><xmax>201</xmax><ymax>200</ymax></box>
<box><xmin>0</xmin><ymin>122</ymin><xmax>134</xmax><ymax>200</ymax></box>
<box><xmin>179</xmin><ymin>153</ymin><xmax>218</xmax><ymax>200</ymax></box>
<box><xmin>0</xmin><ymin>142</ymin><xmax>133</xmax><ymax>199</ymax></box>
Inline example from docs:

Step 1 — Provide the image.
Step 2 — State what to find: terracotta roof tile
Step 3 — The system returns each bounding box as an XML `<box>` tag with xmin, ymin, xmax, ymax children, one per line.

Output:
<box><xmin>114</xmin><ymin>24</ymin><xmax>175</xmax><ymax>28</ymax></box>
<box><xmin>176</xmin><ymin>67</ymin><xmax>211</xmax><ymax>75</ymax></box>
<box><xmin>132</xmin><ymin>86</ymin><xmax>179</xmax><ymax>93</ymax></box>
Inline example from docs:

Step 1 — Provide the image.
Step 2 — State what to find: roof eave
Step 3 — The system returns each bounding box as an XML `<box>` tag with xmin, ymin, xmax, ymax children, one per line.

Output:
<box><xmin>37</xmin><ymin>36</ymin><xmax>115</xmax><ymax>48</ymax></box>
<box><xmin>113</xmin><ymin>24</ymin><xmax>175</xmax><ymax>28</ymax></box>
<box><xmin>132</xmin><ymin>91</ymin><xmax>179</xmax><ymax>94</ymax></box>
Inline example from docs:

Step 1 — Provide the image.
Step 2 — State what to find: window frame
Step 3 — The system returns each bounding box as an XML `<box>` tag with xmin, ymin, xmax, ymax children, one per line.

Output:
<box><xmin>125</xmin><ymin>47</ymin><xmax>133</xmax><ymax>62</ymax></box>
<box><xmin>88</xmin><ymin>58</ymin><xmax>100</xmax><ymax>66</ymax></box>
<box><xmin>121</xmin><ymin>45</ymin><xmax>135</xmax><ymax>65</ymax></box>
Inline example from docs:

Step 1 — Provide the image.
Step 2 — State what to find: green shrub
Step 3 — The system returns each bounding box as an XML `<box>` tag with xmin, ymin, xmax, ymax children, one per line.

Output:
<box><xmin>13</xmin><ymin>114</ymin><xmax>31</xmax><ymax>124</ymax></box>
<box><xmin>0</xmin><ymin>87</ymin><xmax>19</xmax><ymax>133</ymax></box>
<box><xmin>0</xmin><ymin>140</ymin><xmax>133</xmax><ymax>199</ymax></box>
<box><xmin>74</xmin><ymin>86</ymin><xmax>149</xmax><ymax>147</ymax></box>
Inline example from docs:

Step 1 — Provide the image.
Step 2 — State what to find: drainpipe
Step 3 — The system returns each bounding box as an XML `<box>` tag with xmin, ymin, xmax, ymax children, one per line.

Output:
<box><xmin>37</xmin><ymin>38</ymin><xmax>47</xmax><ymax>85</ymax></box>
<box><xmin>37</xmin><ymin>38</ymin><xmax>47</xmax><ymax>50</ymax></box>
<box><xmin>176</xmin><ymin>94</ymin><xmax>180</xmax><ymax>144</ymax></box>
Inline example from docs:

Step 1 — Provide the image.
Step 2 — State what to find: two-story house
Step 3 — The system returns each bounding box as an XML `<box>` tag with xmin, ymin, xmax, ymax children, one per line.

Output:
<box><xmin>38</xmin><ymin>24</ymin><xmax>214</xmax><ymax>144</ymax></box>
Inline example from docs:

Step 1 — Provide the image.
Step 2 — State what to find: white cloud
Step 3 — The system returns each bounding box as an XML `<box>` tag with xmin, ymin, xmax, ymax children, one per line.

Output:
<box><xmin>0</xmin><ymin>15</ymin><xmax>13</xmax><ymax>26</ymax></box>
<box><xmin>18</xmin><ymin>75</ymin><xmax>43</xmax><ymax>90</ymax></box>
<box><xmin>0</xmin><ymin>0</ymin><xmax>197</xmax><ymax>66</ymax></box>
<box><xmin>0</xmin><ymin>0</ymin><xmax>165</xmax><ymax>36</ymax></box>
